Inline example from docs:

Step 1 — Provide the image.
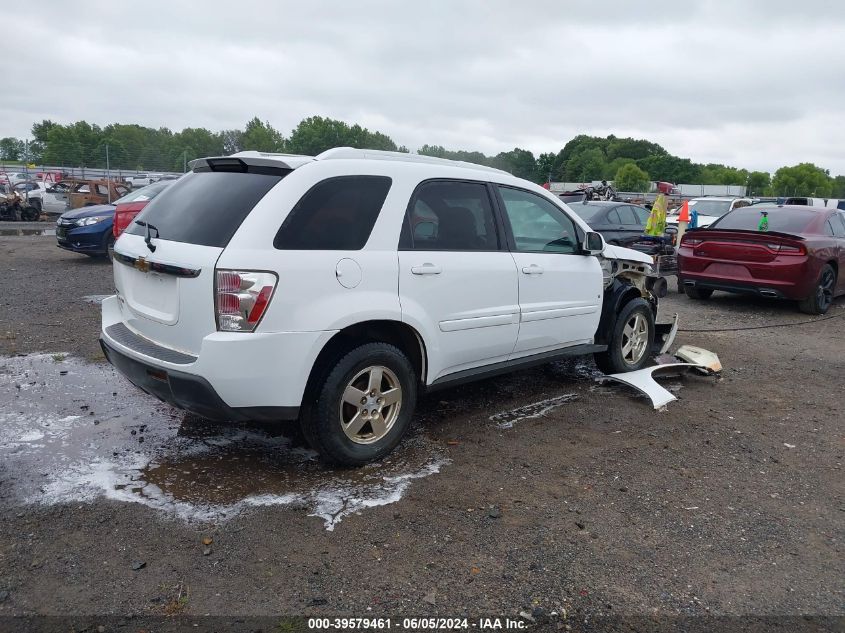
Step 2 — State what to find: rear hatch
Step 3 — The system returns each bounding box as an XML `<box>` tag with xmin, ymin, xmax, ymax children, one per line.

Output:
<box><xmin>112</xmin><ymin>159</ymin><xmax>292</xmax><ymax>356</ymax></box>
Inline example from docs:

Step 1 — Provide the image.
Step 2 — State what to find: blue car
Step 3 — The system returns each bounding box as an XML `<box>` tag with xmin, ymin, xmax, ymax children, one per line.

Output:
<box><xmin>56</xmin><ymin>204</ymin><xmax>116</xmax><ymax>259</ymax></box>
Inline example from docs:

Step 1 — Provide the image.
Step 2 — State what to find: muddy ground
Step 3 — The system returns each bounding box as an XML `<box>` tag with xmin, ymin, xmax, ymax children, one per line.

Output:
<box><xmin>0</xmin><ymin>229</ymin><xmax>843</xmax><ymax>627</ymax></box>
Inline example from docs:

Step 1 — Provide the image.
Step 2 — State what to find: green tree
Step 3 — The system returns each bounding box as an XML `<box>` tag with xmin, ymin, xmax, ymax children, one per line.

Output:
<box><xmin>771</xmin><ymin>163</ymin><xmax>832</xmax><ymax>197</ymax></box>
<box><xmin>564</xmin><ymin>148</ymin><xmax>605</xmax><ymax>181</ymax></box>
<box><xmin>830</xmin><ymin>175</ymin><xmax>845</xmax><ymax>199</ymax></box>
<box><xmin>746</xmin><ymin>171</ymin><xmax>771</xmax><ymax>196</ymax></box>
<box><xmin>492</xmin><ymin>148</ymin><xmax>538</xmax><ymax>181</ymax></box>
<box><xmin>221</xmin><ymin>129</ymin><xmax>244</xmax><ymax>155</ymax></box>
<box><xmin>0</xmin><ymin>137</ymin><xmax>23</xmax><ymax>161</ymax></box>
<box><xmin>241</xmin><ymin>117</ymin><xmax>284</xmax><ymax>153</ymax></box>
<box><xmin>286</xmin><ymin>116</ymin><xmax>397</xmax><ymax>155</ymax></box>
<box><xmin>613</xmin><ymin>163</ymin><xmax>651</xmax><ymax>192</ymax></box>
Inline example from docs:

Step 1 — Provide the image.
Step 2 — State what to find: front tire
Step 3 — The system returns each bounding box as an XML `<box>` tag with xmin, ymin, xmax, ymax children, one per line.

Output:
<box><xmin>20</xmin><ymin>205</ymin><xmax>40</xmax><ymax>222</ymax></box>
<box><xmin>595</xmin><ymin>298</ymin><xmax>655</xmax><ymax>374</ymax></box>
<box><xmin>301</xmin><ymin>342</ymin><xmax>417</xmax><ymax>466</ymax></box>
<box><xmin>799</xmin><ymin>264</ymin><xmax>836</xmax><ymax>315</ymax></box>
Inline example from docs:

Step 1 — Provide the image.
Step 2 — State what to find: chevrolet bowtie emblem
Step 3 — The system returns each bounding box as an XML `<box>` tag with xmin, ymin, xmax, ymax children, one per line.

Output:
<box><xmin>134</xmin><ymin>256</ymin><xmax>150</xmax><ymax>273</ymax></box>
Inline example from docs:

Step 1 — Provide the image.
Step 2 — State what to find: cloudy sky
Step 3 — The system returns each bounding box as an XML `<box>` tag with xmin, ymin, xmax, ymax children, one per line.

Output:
<box><xmin>4</xmin><ymin>0</ymin><xmax>844</xmax><ymax>174</ymax></box>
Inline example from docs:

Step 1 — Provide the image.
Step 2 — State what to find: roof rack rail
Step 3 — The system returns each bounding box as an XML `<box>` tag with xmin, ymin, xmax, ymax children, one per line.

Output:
<box><xmin>316</xmin><ymin>147</ymin><xmax>510</xmax><ymax>175</ymax></box>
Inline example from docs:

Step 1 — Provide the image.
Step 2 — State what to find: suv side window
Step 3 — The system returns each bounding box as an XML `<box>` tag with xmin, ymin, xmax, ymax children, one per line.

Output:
<box><xmin>274</xmin><ymin>176</ymin><xmax>392</xmax><ymax>250</ymax></box>
<box><xmin>402</xmin><ymin>180</ymin><xmax>499</xmax><ymax>251</ymax></box>
<box><xmin>606</xmin><ymin>208</ymin><xmax>622</xmax><ymax>225</ymax></box>
<box><xmin>498</xmin><ymin>186</ymin><xmax>579</xmax><ymax>254</ymax></box>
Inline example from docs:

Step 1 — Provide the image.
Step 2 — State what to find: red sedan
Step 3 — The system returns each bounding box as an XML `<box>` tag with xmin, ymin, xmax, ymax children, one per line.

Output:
<box><xmin>678</xmin><ymin>205</ymin><xmax>845</xmax><ymax>314</ymax></box>
<box><xmin>112</xmin><ymin>180</ymin><xmax>175</xmax><ymax>239</ymax></box>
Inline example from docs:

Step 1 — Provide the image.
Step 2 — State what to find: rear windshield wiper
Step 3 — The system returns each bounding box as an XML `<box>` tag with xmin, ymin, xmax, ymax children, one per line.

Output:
<box><xmin>135</xmin><ymin>220</ymin><xmax>160</xmax><ymax>252</ymax></box>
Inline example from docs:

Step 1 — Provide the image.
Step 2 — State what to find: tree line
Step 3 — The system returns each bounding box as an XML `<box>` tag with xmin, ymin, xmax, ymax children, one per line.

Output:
<box><xmin>1</xmin><ymin>117</ymin><xmax>842</xmax><ymax>198</ymax></box>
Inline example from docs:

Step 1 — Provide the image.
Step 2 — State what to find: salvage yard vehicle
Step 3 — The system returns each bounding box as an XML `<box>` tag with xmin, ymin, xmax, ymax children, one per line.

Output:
<box><xmin>570</xmin><ymin>200</ymin><xmax>654</xmax><ymax>247</ymax></box>
<box><xmin>112</xmin><ymin>180</ymin><xmax>174</xmax><ymax>239</ymax></box>
<box><xmin>667</xmin><ymin>196</ymin><xmax>752</xmax><ymax>228</ymax></box>
<box><xmin>678</xmin><ymin>205</ymin><xmax>845</xmax><ymax>314</ymax></box>
<box><xmin>0</xmin><ymin>190</ymin><xmax>40</xmax><ymax>221</ymax></box>
<box><xmin>13</xmin><ymin>180</ymin><xmax>66</xmax><ymax>215</ymax></box>
<box><xmin>67</xmin><ymin>179</ymin><xmax>130</xmax><ymax>209</ymax></box>
<box><xmin>56</xmin><ymin>204</ymin><xmax>116</xmax><ymax>258</ymax></box>
<box><xmin>100</xmin><ymin>148</ymin><xmax>667</xmax><ymax>466</ymax></box>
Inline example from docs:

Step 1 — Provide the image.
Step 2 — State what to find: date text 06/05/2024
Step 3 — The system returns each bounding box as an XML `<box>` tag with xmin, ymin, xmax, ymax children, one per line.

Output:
<box><xmin>307</xmin><ymin>617</ymin><xmax>529</xmax><ymax>630</ymax></box>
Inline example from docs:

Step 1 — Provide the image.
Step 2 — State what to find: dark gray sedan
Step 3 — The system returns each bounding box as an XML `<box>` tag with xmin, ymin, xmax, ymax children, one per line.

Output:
<box><xmin>565</xmin><ymin>200</ymin><xmax>652</xmax><ymax>247</ymax></box>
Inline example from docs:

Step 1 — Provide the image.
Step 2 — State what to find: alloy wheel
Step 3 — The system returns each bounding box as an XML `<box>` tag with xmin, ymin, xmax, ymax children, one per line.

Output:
<box><xmin>818</xmin><ymin>268</ymin><xmax>835</xmax><ymax>311</ymax></box>
<box><xmin>621</xmin><ymin>313</ymin><xmax>649</xmax><ymax>365</ymax></box>
<box><xmin>339</xmin><ymin>365</ymin><xmax>402</xmax><ymax>444</ymax></box>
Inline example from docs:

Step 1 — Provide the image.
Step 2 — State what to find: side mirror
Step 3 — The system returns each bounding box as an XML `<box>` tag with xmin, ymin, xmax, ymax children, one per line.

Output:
<box><xmin>583</xmin><ymin>231</ymin><xmax>605</xmax><ymax>255</ymax></box>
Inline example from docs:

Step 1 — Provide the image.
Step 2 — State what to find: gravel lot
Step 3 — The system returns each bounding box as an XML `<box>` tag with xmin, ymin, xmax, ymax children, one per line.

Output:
<box><xmin>0</xmin><ymin>229</ymin><xmax>843</xmax><ymax>628</ymax></box>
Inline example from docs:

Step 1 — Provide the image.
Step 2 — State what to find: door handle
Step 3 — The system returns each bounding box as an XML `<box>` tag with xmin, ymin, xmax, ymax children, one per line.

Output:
<box><xmin>521</xmin><ymin>264</ymin><xmax>544</xmax><ymax>275</ymax></box>
<box><xmin>411</xmin><ymin>263</ymin><xmax>442</xmax><ymax>275</ymax></box>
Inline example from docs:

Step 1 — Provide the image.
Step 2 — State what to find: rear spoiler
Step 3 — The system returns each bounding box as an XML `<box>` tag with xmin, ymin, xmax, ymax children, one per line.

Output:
<box><xmin>189</xmin><ymin>153</ymin><xmax>313</xmax><ymax>174</ymax></box>
<box><xmin>698</xmin><ymin>229</ymin><xmax>805</xmax><ymax>241</ymax></box>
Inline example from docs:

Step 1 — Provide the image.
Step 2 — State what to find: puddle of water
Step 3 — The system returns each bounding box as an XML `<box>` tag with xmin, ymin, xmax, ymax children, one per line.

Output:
<box><xmin>0</xmin><ymin>354</ymin><xmax>447</xmax><ymax>530</ymax></box>
<box><xmin>490</xmin><ymin>393</ymin><xmax>579</xmax><ymax>429</ymax></box>
<box><xmin>0</xmin><ymin>227</ymin><xmax>55</xmax><ymax>236</ymax></box>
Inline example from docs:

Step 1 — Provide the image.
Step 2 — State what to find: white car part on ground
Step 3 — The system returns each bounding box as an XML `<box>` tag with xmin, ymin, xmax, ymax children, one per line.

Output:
<box><xmin>674</xmin><ymin>344</ymin><xmax>723</xmax><ymax>374</ymax></box>
<box><xmin>602</xmin><ymin>363</ymin><xmax>711</xmax><ymax>409</ymax></box>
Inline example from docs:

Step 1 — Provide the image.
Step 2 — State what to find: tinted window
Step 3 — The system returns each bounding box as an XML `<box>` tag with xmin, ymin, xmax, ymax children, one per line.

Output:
<box><xmin>569</xmin><ymin>204</ymin><xmax>603</xmax><ymax>222</ymax></box>
<box><xmin>114</xmin><ymin>181</ymin><xmax>171</xmax><ymax>204</ymax></box>
<box><xmin>606</xmin><ymin>208</ymin><xmax>622</xmax><ymax>225</ymax></box>
<box><xmin>825</xmin><ymin>220</ymin><xmax>835</xmax><ymax>236</ymax></box>
<box><xmin>499</xmin><ymin>186</ymin><xmax>579</xmax><ymax>254</ymax></box>
<box><xmin>835</xmin><ymin>213</ymin><xmax>845</xmax><ymax>236</ymax></box>
<box><xmin>128</xmin><ymin>170</ymin><xmax>285</xmax><ymax>248</ymax></box>
<box><xmin>631</xmin><ymin>206</ymin><xmax>651</xmax><ymax>225</ymax></box>
<box><xmin>274</xmin><ymin>176</ymin><xmax>391</xmax><ymax>250</ymax></box>
<box><xmin>711</xmin><ymin>207</ymin><xmax>816</xmax><ymax>234</ymax></box>
<box><xmin>403</xmin><ymin>180</ymin><xmax>499</xmax><ymax>251</ymax></box>
<box><xmin>617</xmin><ymin>206</ymin><xmax>640</xmax><ymax>225</ymax></box>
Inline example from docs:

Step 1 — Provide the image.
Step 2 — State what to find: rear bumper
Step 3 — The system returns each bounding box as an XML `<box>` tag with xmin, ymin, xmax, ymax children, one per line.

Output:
<box><xmin>100</xmin><ymin>295</ymin><xmax>335</xmax><ymax>421</ymax></box>
<box><xmin>678</xmin><ymin>251</ymin><xmax>813</xmax><ymax>300</ymax></box>
<box><xmin>100</xmin><ymin>335</ymin><xmax>299</xmax><ymax>422</ymax></box>
<box><xmin>680</xmin><ymin>275</ymin><xmax>809</xmax><ymax>300</ymax></box>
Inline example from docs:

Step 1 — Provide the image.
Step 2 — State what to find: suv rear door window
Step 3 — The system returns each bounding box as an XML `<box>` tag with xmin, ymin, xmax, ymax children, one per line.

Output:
<box><xmin>127</xmin><ymin>169</ymin><xmax>285</xmax><ymax>248</ymax></box>
<box><xmin>402</xmin><ymin>180</ymin><xmax>499</xmax><ymax>251</ymax></box>
<box><xmin>274</xmin><ymin>176</ymin><xmax>391</xmax><ymax>250</ymax></box>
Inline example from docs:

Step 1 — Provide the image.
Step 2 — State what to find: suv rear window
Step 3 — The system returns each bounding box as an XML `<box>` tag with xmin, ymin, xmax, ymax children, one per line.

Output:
<box><xmin>126</xmin><ymin>170</ymin><xmax>284</xmax><ymax>247</ymax></box>
<box><xmin>274</xmin><ymin>176</ymin><xmax>392</xmax><ymax>250</ymax></box>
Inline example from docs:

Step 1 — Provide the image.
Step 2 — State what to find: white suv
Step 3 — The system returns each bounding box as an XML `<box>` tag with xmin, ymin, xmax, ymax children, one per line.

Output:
<box><xmin>100</xmin><ymin>149</ymin><xmax>663</xmax><ymax>465</ymax></box>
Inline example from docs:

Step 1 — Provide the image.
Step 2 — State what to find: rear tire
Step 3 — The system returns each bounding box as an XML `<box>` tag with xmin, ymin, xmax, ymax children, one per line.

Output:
<box><xmin>301</xmin><ymin>342</ymin><xmax>417</xmax><ymax>466</ymax></box>
<box><xmin>595</xmin><ymin>298</ymin><xmax>655</xmax><ymax>374</ymax></box>
<box><xmin>684</xmin><ymin>286</ymin><xmax>714</xmax><ymax>300</ymax></box>
<box><xmin>799</xmin><ymin>264</ymin><xmax>836</xmax><ymax>315</ymax></box>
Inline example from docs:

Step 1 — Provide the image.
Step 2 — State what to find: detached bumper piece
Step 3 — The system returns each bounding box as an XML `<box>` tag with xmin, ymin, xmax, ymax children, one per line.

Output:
<box><xmin>99</xmin><ymin>336</ymin><xmax>299</xmax><ymax>422</ymax></box>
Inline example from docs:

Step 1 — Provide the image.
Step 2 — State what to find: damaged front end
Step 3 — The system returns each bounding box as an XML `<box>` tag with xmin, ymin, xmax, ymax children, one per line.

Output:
<box><xmin>596</xmin><ymin>245</ymin><xmax>678</xmax><ymax>354</ymax></box>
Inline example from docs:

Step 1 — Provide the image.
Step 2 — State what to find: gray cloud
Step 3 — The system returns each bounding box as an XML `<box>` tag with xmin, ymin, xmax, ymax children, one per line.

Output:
<box><xmin>3</xmin><ymin>0</ymin><xmax>844</xmax><ymax>174</ymax></box>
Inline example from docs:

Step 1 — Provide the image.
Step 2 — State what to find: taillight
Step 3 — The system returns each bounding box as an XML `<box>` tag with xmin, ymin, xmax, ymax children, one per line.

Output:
<box><xmin>215</xmin><ymin>270</ymin><xmax>278</xmax><ymax>332</ymax></box>
<box><xmin>681</xmin><ymin>237</ymin><xmax>703</xmax><ymax>246</ymax></box>
<box><xmin>774</xmin><ymin>243</ymin><xmax>806</xmax><ymax>256</ymax></box>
